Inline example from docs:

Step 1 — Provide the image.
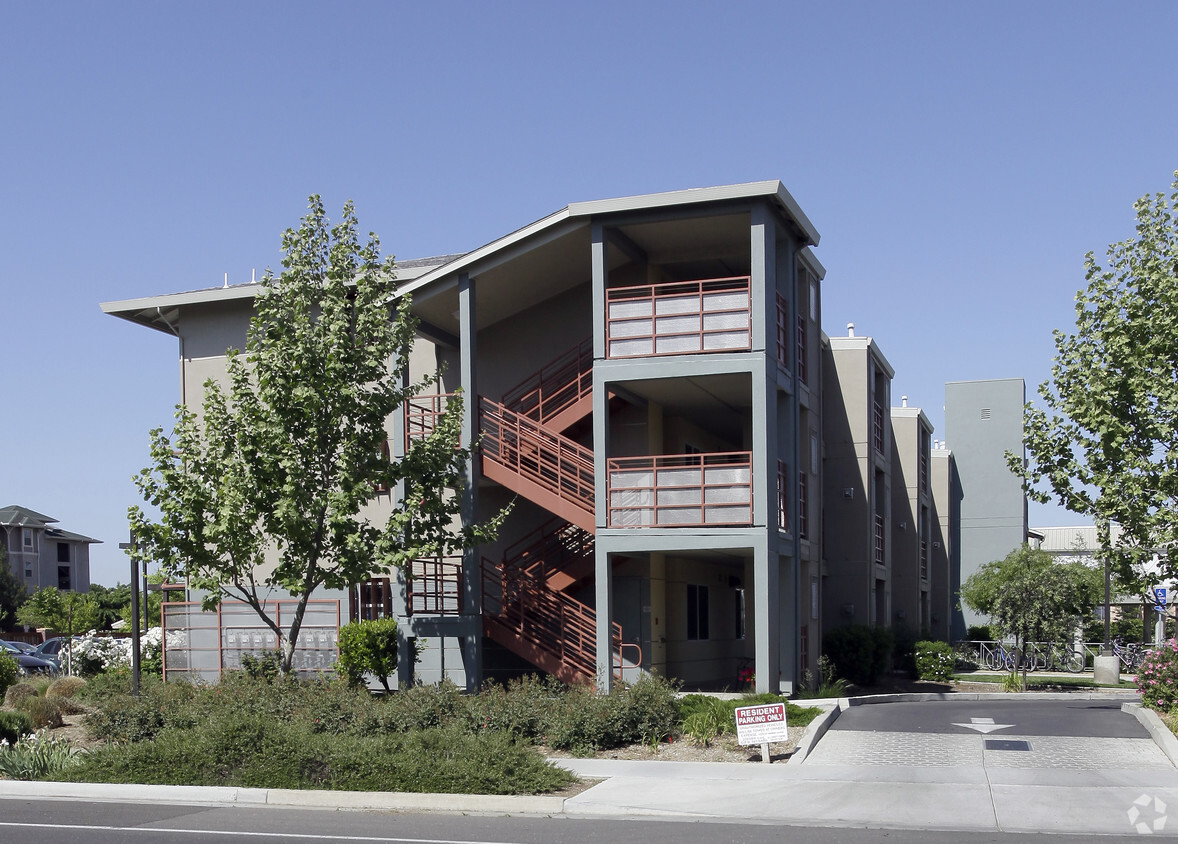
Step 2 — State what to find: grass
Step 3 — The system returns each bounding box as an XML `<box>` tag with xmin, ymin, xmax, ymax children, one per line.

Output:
<box><xmin>952</xmin><ymin>672</ymin><xmax>1136</xmax><ymax>689</ymax></box>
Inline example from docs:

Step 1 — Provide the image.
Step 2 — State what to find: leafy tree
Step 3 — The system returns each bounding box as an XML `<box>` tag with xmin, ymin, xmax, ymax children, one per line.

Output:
<box><xmin>1012</xmin><ymin>173</ymin><xmax>1178</xmax><ymax>593</ymax></box>
<box><xmin>960</xmin><ymin>546</ymin><xmax>1101</xmax><ymax>685</ymax></box>
<box><xmin>15</xmin><ymin>587</ymin><xmax>102</xmax><ymax>635</ymax></box>
<box><xmin>336</xmin><ymin>617</ymin><xmax>399</xmax><ymax>691</ymax></box>
<box><xmin>128</xmin><ymin>197</ymin><xmax>504</xmax><ymax>675</ymax></box>
<box><xmin>0</xmin><ymin>546</ymin><xmax>28</xmax><ymax>628</ymax></box>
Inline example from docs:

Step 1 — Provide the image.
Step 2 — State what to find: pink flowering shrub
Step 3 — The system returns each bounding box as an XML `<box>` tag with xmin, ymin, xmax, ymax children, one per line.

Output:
<box><xmin>1134</xmin><ymin>639</ymin><xmax>1178</xmax><ymax>710</ymax></box>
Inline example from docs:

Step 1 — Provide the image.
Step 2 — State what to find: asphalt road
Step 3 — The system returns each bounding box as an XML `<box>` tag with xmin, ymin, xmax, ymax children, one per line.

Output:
<box><xmin>829</xmin><ymin>697</ymin><xmax>1145</xmax><ymax>738</ymax></box>
<box><xmin>0</xmin><ymin>799</ymin><xmax>1158</xmax><ymax>844</ymax></box>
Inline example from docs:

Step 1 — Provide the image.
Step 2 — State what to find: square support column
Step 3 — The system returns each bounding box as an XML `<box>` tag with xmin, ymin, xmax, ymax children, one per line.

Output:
<box><xmin>458</xmin><ymin>272</ymin><xmax>481</xmax><ymax>691</ymax></box>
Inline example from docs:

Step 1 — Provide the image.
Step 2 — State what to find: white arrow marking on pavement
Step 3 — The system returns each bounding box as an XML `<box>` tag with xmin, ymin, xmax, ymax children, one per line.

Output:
<box><xmin>952</xmin><ymin>716</ymin><xmax>1015</xmax><ymax>734</ymax></box>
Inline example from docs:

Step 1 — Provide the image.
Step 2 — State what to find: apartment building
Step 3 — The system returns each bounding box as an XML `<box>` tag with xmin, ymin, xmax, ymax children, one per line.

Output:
<box><xmin>820</xmin><ymin>328</ymin><xmax>895</xmax><ymax>631</ymax></box>
<box><xmin>0</xmin><ymin>504</ymin><xmax>97</xmax><ymax>594</ymax></box>
<box><xmin>928</xmin><ymin>442</ymin><xmax>959</xmax><ymax>642</ymax></box>
<box><xmin>104</xmin><ymin>181</ymin><xmax>824</xmax><ymax>693</ymax></box>
<box><xmin>889</xmin><ymin>400</ymin><xmax>934</xmax><ymax>634</ymax></box>
<box><xmin>944</xmin><ymin>378</ymin><xmax>1028</xmax><ymax>639</ymax></box>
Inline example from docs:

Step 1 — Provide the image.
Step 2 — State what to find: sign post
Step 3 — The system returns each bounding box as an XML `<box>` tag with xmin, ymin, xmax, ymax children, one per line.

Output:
<box><xmin>734</xmin><ymin>702</ymin><xmax>788</xmax><ymax>764</ymax></box>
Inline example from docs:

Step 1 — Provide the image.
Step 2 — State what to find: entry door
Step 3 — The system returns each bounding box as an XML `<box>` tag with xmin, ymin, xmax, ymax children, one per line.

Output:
<box><xmin>613</xmin><ymin>575</ymin><xmax>651</xmax><ymax>676</ymax></box>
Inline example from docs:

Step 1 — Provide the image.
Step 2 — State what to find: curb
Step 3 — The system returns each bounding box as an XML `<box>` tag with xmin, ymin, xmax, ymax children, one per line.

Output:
<box><xmin>786</xmin><ymin>704</ymin><xmax>840</xmax><ymax>765</ymax></box>
<box><xmin>1123</xmin><ymin>702</ymin><xmax>1178</xmax><ymax>769</ymax></box>
<box><xmin>0</xmin><ymin>779</ymin><xmax>568</xmax><ymax>816</ymax></box>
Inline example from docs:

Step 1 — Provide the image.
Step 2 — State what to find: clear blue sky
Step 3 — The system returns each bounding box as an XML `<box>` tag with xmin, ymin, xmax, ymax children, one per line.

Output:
<box><xmin>4</xmin><ymin>1</ymin><xmax>1176</xmax><ymax>587</ymax></box>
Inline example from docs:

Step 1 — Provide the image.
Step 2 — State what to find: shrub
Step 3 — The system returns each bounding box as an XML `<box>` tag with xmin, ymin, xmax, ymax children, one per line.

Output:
<box><xmin>1136</xmin><ymin>638</ymin><xmax>1178</xmax><ymax>710</ymax></box>
<box><xmin>336</xmin><ymin>618</ymin><xmax>399</xmax><ymax>691</ymax></box>
<box><xmin>914</xmin><ymin>641</ymin><xmax>955</xmax><ymax>681</ymax></box>
<box><xmin>823</xmin><ymin>625</ymin><xmax>893</xmax><ymax>685</ymax></box>
<box><xmin>965</xmin><ymin>624</ymin><xmax>996</xmax><ymax>642</ymax></box>
<box><xmin>46</xmin><ymin>677</ymin><xmax>87</xmax><ymax>700</ymax></box>
<box><xmin>0</xmin><ymin>731</ymin><xmax>81</xmax><ymax>780</ymax></box>
<box><xmin>0</xmin><ymin>652</ymin><xmax>19</xmax><ymax>699</ymax></box>
<box><xmin>678</xmin><ymin>693</ymin><xmax>821</xmax><ymax>737</ymax></box>
<box><xmin>3</xmin><ymin>682</ymin><xmax>39</xmax><ymax>709</ymax></box>
<box><xmin>0</xmin><ymin>709</ymin><xmax>34</xmax><ymax>745</ymax></box>
<box><xmin>18</xmin><ymin>695</ymin><xmax>64</xmax><ymax>729</ymax></box>
<box><xmin>238</xmin><ymin>650</ymin><xmax>283</xmax><ymax>681</ymax></box>
<box><xmin>462</xmin><ymin>674</ymin><xmax>555</xmax><ymax>740</ymax></box>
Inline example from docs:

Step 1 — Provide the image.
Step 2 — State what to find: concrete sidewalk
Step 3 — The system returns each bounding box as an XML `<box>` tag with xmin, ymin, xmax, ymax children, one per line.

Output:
<box><xmin>3</xmin><ymin>692</ymin><xmax>1176</xmax><ymax>837</ymax></box>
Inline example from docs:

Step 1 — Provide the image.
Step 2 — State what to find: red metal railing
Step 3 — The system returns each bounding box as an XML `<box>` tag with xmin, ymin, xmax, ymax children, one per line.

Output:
<box><xmin>797</xmin><ymin>314</ymin><xmax>808</xmax><ymax>385</ymax></box>
<box><xmin>920</xmin><ymin>443</ymin><xmax>929</xmax><ymax>494</ymax></box>
<box><xmin>874</xmin><ymin>514</ymin><xmax>885</xmax><ymax>564</ymax></box>
<box><xmin>499</xmin><ymin>517</ymin><xmax>594</xmax><ymax>584</ymax></box>
<box><xmin>776</xmin><ymin>292</ymin><xmax>789</xmax><ymax>372</ymax></box>
<box><xmin>873</xmin><ymin>402</ymin><xmax>885</xmax><ymax>453</ymax></box>
<box><xmin>408</xmin><ymin>554</ymin><xmax>463</xmax><ymax>616</ymax></box>
<box><xmin>352</xmin><ymin>577</ymin><xmax>392</xmax><ymax>621</ymax></box>
<box><xmin>606</xmin><ymin>276</ymin><xmax>751</xmax><ymax>358</ymax></box>
<box><xmin>798</xmin><ymin>471</ymin><xmax>809</xmax><ymax>540</ymax></box>
<box><xmin>607</xmin><ymin>452</ymin><xmax>752</xmax><ymax>527</ymax></box>
<box><xmin>920</xmin><ymin>541</ymin><xmax>928</xmax><ymax>581</ymax></box>
<box><xmin>777</xmin><ymin>459</ymin><xmax>789</xmax><ymax>532</ymax></box>
<box><xmin>479</xmin><ymin>397</ymin><xmax>595</xmax><ymax>516</ymax></box>
<box><xmin>405</xmin><ymin>393</ymin><xmax>457</xmax><ymax>449</ymax></box>
<box><xmin>501</xmin><ymin>337</ymin><xmax>593</xmax><ymax>425</ymax></box>
<box><xmin>482</xmin><ymin>554</ymin><xmax>632</xmax><ymax>683</ymax></box>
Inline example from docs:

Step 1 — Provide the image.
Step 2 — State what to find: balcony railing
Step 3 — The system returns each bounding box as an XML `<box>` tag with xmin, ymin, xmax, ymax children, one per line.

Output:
<box><xmin>874</xmin><ymin>514</ymin><xmax>885</xmax><ymax>564</ymax></box>
<box><xmin>777</xmin><ymin>459</ymin><xmax>789</xmax><ymax>532</ymax></box>
<box><xmin>797</xmin><ymin>314</ymin><xmax>808</xmax><ymax>385</ymax></box>
<box><xmin>405</xmin><ymin>393</ymin><xmax>457</xmax><ymax>449</ymax></box>
<box><xmin>607</xmin><ymin>452</ymin><xmax>752</xmax><ymax>527</ymax></box>
<box><xmin>920</xmin><ymin>541</ymin><xmax>928</xmax><ymax>581</ymax></box>
<box><xmin>873</xmin><ymin>402</ymin><xmax>885</xmax><ymax>453</ymax></box>
<box><xmin>606</xmin><ymin>276</ymin><xmax>751</xmax><ymax>359</ymax></box>
<box><xmin>798</xmin><ymin>472</ymin><xmax>809</xmax><ymax>540</ymax></box>
<box><xmin>408</xmin><ymin>554</ymin><xmax>463</xmax><ymax>616</ymax></box>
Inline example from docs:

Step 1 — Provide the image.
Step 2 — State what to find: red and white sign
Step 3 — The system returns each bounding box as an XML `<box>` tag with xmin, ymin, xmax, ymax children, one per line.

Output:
<box><xmin>734</xmin><ymin>702</ymin><xmax>788</xmax><ymax>746</ymax></box>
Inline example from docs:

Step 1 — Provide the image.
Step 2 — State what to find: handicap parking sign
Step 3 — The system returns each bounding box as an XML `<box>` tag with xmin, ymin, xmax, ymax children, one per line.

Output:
<box><xmin>1155</xmin><ymin>587</ymin><xmax>1167</xmax><ymax>604</ymax></box>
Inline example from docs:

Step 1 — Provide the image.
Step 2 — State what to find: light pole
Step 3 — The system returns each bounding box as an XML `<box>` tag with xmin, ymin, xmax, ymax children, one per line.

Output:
<box><xmin>118</xmin><ymin>531</ymin><xmax>141</xmax><ymax>697</ymax></box>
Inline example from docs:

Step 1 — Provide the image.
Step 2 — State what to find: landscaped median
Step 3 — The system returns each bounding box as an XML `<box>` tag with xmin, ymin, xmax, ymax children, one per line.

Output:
<box><xmin>0</xmin><ymin>669</ymin><xmax>822</xmax><ymax>793</ymax></box>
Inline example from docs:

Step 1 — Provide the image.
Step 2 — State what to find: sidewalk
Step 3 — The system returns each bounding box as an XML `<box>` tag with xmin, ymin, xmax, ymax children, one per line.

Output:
<box><xmin>3</xmin><ymin>691</ymin><xmax>1176</xmax><ymax>836</ymax></box>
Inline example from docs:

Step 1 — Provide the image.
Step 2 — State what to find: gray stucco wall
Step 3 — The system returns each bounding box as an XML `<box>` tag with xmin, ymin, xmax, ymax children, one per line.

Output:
<box><xmin>945</xmin><ymin>378</ymin><xmax>1027</xmax><ymax>638</ymax></box>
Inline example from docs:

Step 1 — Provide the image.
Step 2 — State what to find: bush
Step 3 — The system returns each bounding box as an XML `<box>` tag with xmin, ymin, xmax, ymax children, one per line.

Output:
<box><xmin>3</xmin><ymin>682</ymin><xmax>38</xmax><ymax>709</ymax></box>
<box><xmin>965</xmin><ymin>624</ymin><xmax>996</xmax><ymax>642</ymax></box>
<box><xmin>18</xmin><ymin>695</ymin><xmax>64</xmax><ymax>729</ymax></box>
<box><xmin>0</xmin><ymin>709</ymin><xmax>34</xmax><ymax>745</ymax></box>
<box><xmin>337</xmin><ymin>618</ymin><xmax>399</xmax><ymax>691</ymax></box>
<box><xmin>823</xmin><ymin>625</ymin><xmax>893</xmax><ymax>685</ymax></box>
<box><xmin>0</xmin><ymin>652</ymin><xmax>19</xmax><ymax>699</ymax></box>
<box><xmin>914</xmin><ymin>641</ymin><xmax>955</xmax><ymax>681</ymax></box>
<box><xmin>1136</xmin><ymin>638</ymin><xmax>1178</xmax><ymax>710</ymax></box>
<box><xmin>678</xmin><ymin>693</ymin><xmax>821</xmax><ymax>737</ymax></box>
<box><xmin>46</xmin><ymin>677</ymin><xmax>87</xmax><ymax>700</ymax></box>
<box><xmin>463</xmin><ymin>674</ymin><xmax>555</xmax><ymax>740</ymax></box>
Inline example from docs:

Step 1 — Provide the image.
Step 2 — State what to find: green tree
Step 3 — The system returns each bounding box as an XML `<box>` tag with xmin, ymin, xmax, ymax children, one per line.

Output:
<box><xmin>14</xmin><ymin>587</ymin><xmax>102</xmax><ymax>635</ymax></box>
<box><xmin>128</xmin><ymin>197</ymin><xmax>504</xmax><ymax>675</ymax></box>
<box><xmin>1012</xmin><ymin>172</ymin><xmax>1178</xmax><ymax>593</ymax></box>
<box><xmin>336</xmin><ymin>617</ymin><xmax>399</xmax><ymax>691</ymax></box>
<box><xmin>960</xmin><ymin>546</ymin><xmax>1101</xmax><ymax>685</ymax></box>
<box><xmin>0</xmin><ymin>546</ymin><xmax>28</xmax><ymax>628</ymax></box>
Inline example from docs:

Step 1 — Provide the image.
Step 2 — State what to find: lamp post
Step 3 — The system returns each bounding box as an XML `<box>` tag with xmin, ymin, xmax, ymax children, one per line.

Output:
<box><xmin>118</xmin><ymin>532</ymin><xmax>141</xmax><ymax>697</ymax></box>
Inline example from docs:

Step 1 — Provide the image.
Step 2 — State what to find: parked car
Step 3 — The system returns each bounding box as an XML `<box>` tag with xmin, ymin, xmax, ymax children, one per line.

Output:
<box><xmin>31</xmin><ymin>636</ymin><xmax>68</xmax><ymax>666</ymax></box>
<box><xmin>0</xmin><ymin>640</ymin><xmax>58</xmax><ymax>677</ymax></box>
<box><xmin>0</xmin><ymin>639</ymin><xmax>36</xmax><ymax>654</ymax></box>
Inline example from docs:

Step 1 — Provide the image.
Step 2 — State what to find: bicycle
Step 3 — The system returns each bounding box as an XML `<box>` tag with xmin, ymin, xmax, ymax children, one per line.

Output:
<box><xmin>1112</xmin><ymin>638</ymin><xmax>1146</xmax><ymax>672</ymax></box>
<box><xmin>1047</xmin><ymin>641</ymin><xmax>1085</xmax><ymax>673</ymax></box>
<box><xmin>987</xmin><ymin>642</ymin><xmax>1022</xmax><ymax>672</ymax></box>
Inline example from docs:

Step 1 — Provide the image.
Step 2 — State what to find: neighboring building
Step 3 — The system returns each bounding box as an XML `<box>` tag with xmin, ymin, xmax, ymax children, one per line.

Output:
<box><xmin>104</xmin><ymin>180</ymin><xmax>825</xmax><ymax>693</ymax></box>
<box><xmin>928</xmin><ymin>441</ymin><xmax>959</xmax><ymax>642</ymax></box>
<box><xmin>0</xmin><ymin>505</ymin><xmax>97</xmax><ymax>594</ymax></box>
<box><xmin>889</xmin><ymin>398</ymin><xmax>934</xmax><ymax>634</ymax></box>
<box><xmin>820</xmin><ymin>326</ymin><xmax>895</xmax><ymax>631</ymax></box>
<box><xmin>944</xmin><ymin>378</ymin><xmax>1028</xmax><ymax>639</ymax></box>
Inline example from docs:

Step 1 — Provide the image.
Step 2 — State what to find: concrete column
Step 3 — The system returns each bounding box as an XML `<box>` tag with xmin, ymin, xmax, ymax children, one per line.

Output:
<box><xmin>391</xmin><ymin>358</ymin><xmax>413</xmax><ymax>689</ymax></box>
<box><xmin>753</xmin><ymin>536</ymin><xmax>779</xmax><ymax>694</ymax></box>
<box><xmin>458</xmin><ymin>272</ymin><xmax>481</xmax><ymax>691</ymax></box>
<box><xmin>649</xmin><ymin>552</ymin><xmax>667</xmax><ymax>675</ymax></box>
<box><xmin>595</xmin><ymin>543</ymin><xmax>614</xmax><ymax>692</ymax></box>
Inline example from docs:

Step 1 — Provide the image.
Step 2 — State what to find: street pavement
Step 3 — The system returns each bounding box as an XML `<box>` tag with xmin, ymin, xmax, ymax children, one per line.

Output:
<box><xmin>5</xmin><ymin>690</ymin><xmax>1178</xmax><ymax>838</ymax></box>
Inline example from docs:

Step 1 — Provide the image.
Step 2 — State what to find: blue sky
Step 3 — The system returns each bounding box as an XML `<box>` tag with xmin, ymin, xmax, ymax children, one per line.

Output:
<box><xmin>3</xmin><ymin>2</ymin><xmax>1176</xmax><ymax>587</ymax></box>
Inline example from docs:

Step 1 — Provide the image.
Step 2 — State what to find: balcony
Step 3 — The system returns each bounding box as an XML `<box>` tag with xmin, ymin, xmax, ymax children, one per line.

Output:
<box><xmin>607</xmin><ymin>452</ymin><xmax>752</xmax><ymax>528</ymax></box>
<box><xmin>873</xmin><ymin>402</ymin><xmax>885</xmax><ymax>453</ymax></box>
<box><xmin>776</xmin><ymin>292</ymin><xmax>789</xmax><ymax>371</ymax></box>
<box><xmin>777</xmin><ymin>459</ymin><xmax>788</xmax><ymax>532</ymax></box>
<box><xmin>606</xmin><ymin>276</ymin><xmax>751</xmax><ymax>359</ymax></box>
<box><xmin>874</xmin><ymin>514</ymin><xmax>885</xmax><ymax>564</ymax></box>
<box><xmin>408</xmin><ymin>554</ymin><xmax>463</xmax><ymax>616</ymax></box>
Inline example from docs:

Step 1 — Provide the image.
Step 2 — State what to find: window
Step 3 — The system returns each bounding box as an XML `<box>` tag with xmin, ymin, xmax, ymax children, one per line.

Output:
<box><xmin>23</xmin><ymin>529</ymin><xmax>33</xmax><ymax>550</ymax></box>
<box><xmin>57</xmin><ymin>542</ymin><xmax>70</xmax><ymax>563</ymax></box>
<box><xmin>683</xmin><ymin>443</ymin><xmax>702</xmax><ymax>455</ymax></box>
<box><xmin>734</xmin><ymin>587</ymin><xmax>746</xmax><ymax>640</ymax></box>
<box><xmin>58</xmin><ymin>565</ymin><xmax>71</xmax><ymax>590</ymax></box>
<box><xmin>374</xmin><ymin>439</ymin><xmax>391</xmax><ymax>493</ymax></box>
<box><xmin>686</xmin><ymin>584</ymin><xmax>709</xmax><ymax>640</ymax></box>
<box><xmin>24</xmin><ymin>564</ymin><xmax>32</xmax><ymax>579</ymax></box>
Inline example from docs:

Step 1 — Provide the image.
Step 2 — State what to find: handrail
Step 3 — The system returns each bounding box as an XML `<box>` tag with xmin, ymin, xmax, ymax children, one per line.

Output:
<box><xmin>479</xmin><ymin>397</ymin><xmax>595</xmax><ymax>515</ymax></box>
<box><xmin>482</xmin><ymin>554</ymin><xmax>623</xmax><ymax>681</ymax></box>
<box><xmin>501</xmin><ymin>337</ymin><xmax>593</xmax><ymax>425</ymax></box>
<box><xmin>500</xmin><ymin>517</ymin><xmax>594</xmax><ymax>582</ymax></box>
<box><xmin>607</xmin><ymin>451</ymin><xmax>753</xmax><ymax>527</ymax></box>
<box><xmin>606</xmin><ymin>275</ymin><xmax>751</xmax><ymax>359</ymax></box>
<box><xmin>405</xmin><ymin>393</ymin><xmax>457</xmax><ymax>449</ymax></box>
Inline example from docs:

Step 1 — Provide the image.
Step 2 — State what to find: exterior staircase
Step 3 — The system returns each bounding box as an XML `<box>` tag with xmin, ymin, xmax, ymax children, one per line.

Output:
<box><xmin>478</xmin><ymin>340</ymin><xmax>642</xmax><ymax>683</ymax></box>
